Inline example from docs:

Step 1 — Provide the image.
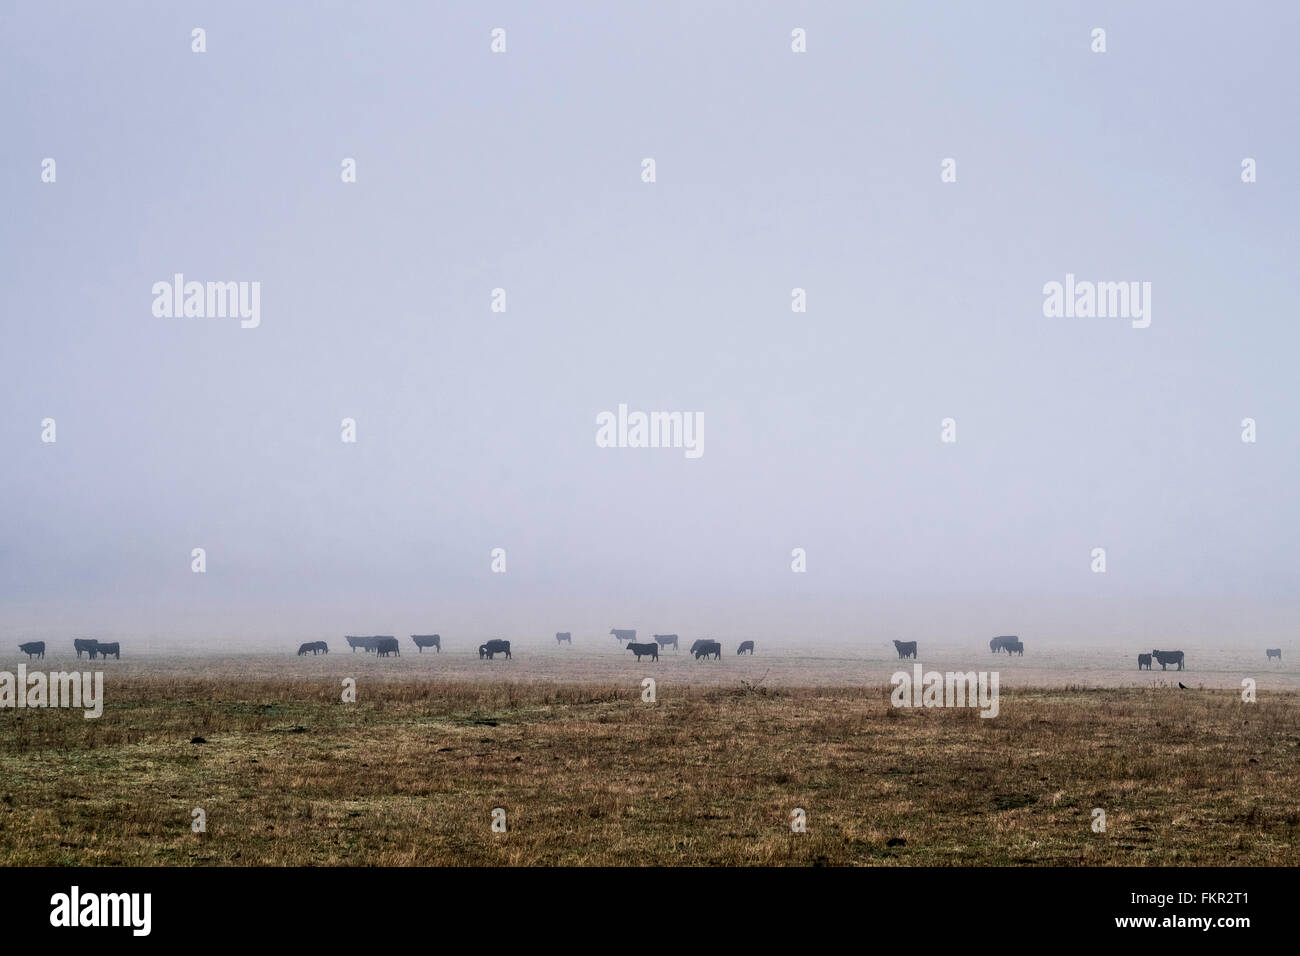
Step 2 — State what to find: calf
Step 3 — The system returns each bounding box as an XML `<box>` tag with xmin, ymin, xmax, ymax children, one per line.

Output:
<box><xmin>1004</xmin><ymin>640</ymin><xmax>1023</xmax><ymax>656</ymax></box>
<box><xmin>893</xmin><ymin>640</ymin><xmax>917</xmax><ymax>660</ymax></box>
<box><xmin>693</xmin><ymin>640</ymin><xmax>722</xmax><ymax>660</ymax></box>
<box><xmin>1151</xmin><ymin>649</ymin><xmax>1184</xmax><ymax>671</ymax></box>
<box><xmin>1137</xmin><ymin>653</ymin><xmax>1152</xmax><ymax>670</ymax></box>
<box><xmin>626</xmin><ymin>642</ymin><xmax>659</xmax><ymax>662</ymax></box>
<box><xmin>555</xmin><ymin>632</ymin><xmax>572</xmax><ymax>645</ymax></box>
<box><xmin>481</xmin><ymin>639</ymin><xmax>511</xmax><ymax>660</ymax></box>
<box><xmin>412</xmin><ymin>634</ymin><xmax>441</xmax><ymax>653</ymax></box>
<box><xmin>374</xmin><ymin>636</ymin><xmax>400</xmax><ymax>657</ymax></box>
<box><xmin>18</xmin><ymin>641</ymin><xmax>44</xmax><ymax>660</ymax></box>
<box><xmin>1267</xmin><ymin>648</ymin><xmax>1282</xmax><ymax>662</ymax></box>
<box><xmin>737</xmin><ymin>640</ymin><xmax>755</xmax><ymax>655</ymax></box>
<box><xmin>97</xmin><ymin>641</ymin><xmax>122</xmax><ymax>660</ymax></box>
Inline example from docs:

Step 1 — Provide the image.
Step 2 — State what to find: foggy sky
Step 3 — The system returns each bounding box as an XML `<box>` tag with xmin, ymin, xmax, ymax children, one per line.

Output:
<box><xmin>2</xmin><ymin>2</ymin><xmax>1298</xmax><ymax>646</ymax></box>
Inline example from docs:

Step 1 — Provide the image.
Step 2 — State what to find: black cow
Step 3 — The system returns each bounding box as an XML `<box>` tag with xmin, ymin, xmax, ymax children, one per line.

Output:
<box><xmin>893</xmin><ymin>640</ymin><xmax>917</xmax><ymax>660</ymax></box>
<box><xmin>97</xmin><ymin>641</ymin><xmax>121</xmax><ymax>659</ymax></box>
<box><xmin>652</xmin><ymin>634</ymin><xmax>678</xmax><ymax>652</ymax></box>
<box><xmin>737</xmin><ymin>640</ymin><xmax>755</xmax><ymax>655</ymax></box>
<box><xmin>610</xmin><ymin>628</ymin><xmax>636</xmax><ymax>643</ymax></box>
<box><xmin>1267</xmin><ymin>648</ymin><xmax>1282</xmax><ymax>662</ymax></box>
<box><xmin>18</xmin><ymin>641</ymin><xmax>44</xmax><ymax>660</ymax></box>
<box><xmin>345</xmin><ymin>635</ymin><xmax>372</xmax><ymax>653</ymax></box>
<box><xmin>1137</xmin><ymin>653</ymin><xmax>1152</xmax><ymax>670</ymax></box>
<box><xmin>1004</xmin><ymin>640</ymin><xmax>1023</xmax><ymax>656</ymax></box>
<box><xmin>481</xmin><ymin>639</ymin><xmax>511</xmax><ymax>660</ymax></box>
<box><xmin>693</xmin><ymin>640</ymin><xmax>722</xmax><ymax>660</ymax></box>
<box><xmin>990</xmin><ymin>635</ymin><xmax>1018</xmax><ymax>654</ymax></box>
<box><xmin>555</xmin><ymin>632</ymin><xmax>572</xmax><ymax>645</ymax></box>
<box><xmin>74</xmin><ymin>638</ymin><xmax>99</xmax><ymax>660</ymax></box>
<box><xmin>373</xmin><ymin>636</ymin><xmax>399</xmax><ymax>657</ymax></box>
<box><xmin>626</xmin><ymin>642</ymin><xmax>659</xmax><ymax>662</ymax></box>
<box><xmin>1151</xmin><ymin>649</ymin><xmax>1184</xmax><ymax>671</ymax></box>
<box><xmin>298</xmin><ymin>642</ymin><xmax>321</xmax><ymax>656</ymax></box>
<box><xmin>412</xmin><ymin>634</ymin><xmax>441</xmax><ymax>653</ymax></box>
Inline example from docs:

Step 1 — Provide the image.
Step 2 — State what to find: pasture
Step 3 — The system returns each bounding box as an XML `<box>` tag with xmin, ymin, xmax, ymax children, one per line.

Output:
<box><xmin>1</xmin><ymin>640</ymin><xmax>1298</xmax><ymax>866</ymax></box>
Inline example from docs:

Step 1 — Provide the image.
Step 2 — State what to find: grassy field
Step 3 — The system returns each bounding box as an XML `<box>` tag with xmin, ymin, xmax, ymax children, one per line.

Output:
<box><xmin>2</xmin><ymin>674</ymin><xmax>1298</xmax><ymax>865</ymax></box>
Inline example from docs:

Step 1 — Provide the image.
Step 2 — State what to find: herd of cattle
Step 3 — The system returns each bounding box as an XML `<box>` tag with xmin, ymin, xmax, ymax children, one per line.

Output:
<box><xmin>899</xmin><ymin>636</ymin><xmax>1199</xmax><ymax>671</ymax></box>
<box><xmin>15</xmin><ymin>638</ymin><xmax>121</xmax><ymax>660</ymax></box>
<box><xmin>9</xmin><ymin>636</ymin><xmax>1288</xmax><ymax>669</ymax></box>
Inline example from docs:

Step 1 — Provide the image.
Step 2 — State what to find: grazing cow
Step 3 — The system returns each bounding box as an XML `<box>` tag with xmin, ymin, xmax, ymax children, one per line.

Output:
<box><xmin>990</xmin><ymin>635</ymin><xmax>1018</xmax><ymax>654</ymax></box>
<box><xmin>374</xmin><ymin>636</ymin><xmax>400</xmax><ymax>657</ymax></box>
<box><xmin>1004</xmin><ymin>640</ymin><xmax>1023</xmax><ymax>656</ymax></box>
<box><xmin>74</xmin><ymin>638</ymin><xmax>99</xmax><ymax>660</ymax></box>
<box><xmin>893</xmin><ymin>640</ymin><xmax>917</xmax><ymax>660</ymax></box>
<box><xmin>610</xmin><ymin>628</ymin><xmax>636</xmax><ymax>643</ymax></box>
<box><xmin>1151</xmin><ymin>649</ymin><xmax>1184</xmax><ymax>671</ymax></box>
<box><xmin>737</xmin><ymin>640</ymin><xmax>755</xmax><ymax>655</ymax></box>
<box><xmin>1267</xmin><ymin>648</ymin><xmax>1282</xmax><ymax>662</ymax></box>
<box><xmin>298</xmin><ymin>642</ymin><xmax>320</xmax><ymax>656</ymax></box>
<box><xmin>18</xmin><ymin>641</ymin><xmax>44</xmax><ymax>660</ymax></box>
<box><xmin>626</xmin><ymin>642</ymin><xmax>659</xmax><ymax>662</ymax></box>
<box><xmin>653</xmin><ymin>634</ymin><xmax>679</xmax><ymax>652</ymax></box>
<box><xmin>555</xmin><ymin>632</ymin><xmax>572</xmax><ymax>645</ymax></box>
<box><xmin>412</xmin><ymin>634</ymin><xmax>441</xmax><ymax>653</ymax></box>
<box><xmin>97</xmin><ymin>641</ymin><xmax>122</xmax><ymax>660</ymax></box>
<box><xmin>481</xmin><ymin>639</ymin><xmax>511</xmax><ymax>660</ymax></box>
<box><xmin>688</xmin><ymin>639</ymin><xmax>709</xmax><ymax>656</ymax></box>
<box><xmin>693</xmin><ymin>640</ymin><xmax>722</xmax><ymax>660</ymax></box>
<box><xmin>1138</xmin><ymin>653</ymin><xmax>1152</xmax><ymax>670</ymax></box>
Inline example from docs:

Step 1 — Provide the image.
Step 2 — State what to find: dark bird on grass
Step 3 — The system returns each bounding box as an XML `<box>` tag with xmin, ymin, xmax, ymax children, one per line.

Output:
<box><xmin>1178</xmin><ymin>682</ymin><xmax>1188</xmax><ymax>689</ymax></box>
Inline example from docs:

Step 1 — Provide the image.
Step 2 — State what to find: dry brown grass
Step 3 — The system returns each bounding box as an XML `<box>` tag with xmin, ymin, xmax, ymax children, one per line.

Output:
<box><xmin>1</xmin><ymin>677</ymin><xmax>1298</xmax><ymax>865</ymax></box>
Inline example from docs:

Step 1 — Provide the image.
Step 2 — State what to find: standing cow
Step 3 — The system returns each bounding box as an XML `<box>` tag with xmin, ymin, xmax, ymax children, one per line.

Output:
<box><xmin>1151</xmin><ymin>649</ymin><xmax>1184</xmax><ymax>671</ymax></box>
<box><xmin>626</xmin><ymin>642</ymin><xmax>659</xmax><ymax>662</ymax></box>
<box><xmin>412</xmin><ymin>634</ymin><xmax>441</xmax><ymax>653</ymax></box>
<box><xmin>480</xmin><ymin>639</ymin><xmax>511</xmax><ymax>660</ymax></box>
<box><xmin>97</xmin><ymin>641</ymin><xmax>122</xmax><ymax>659</ymax></box>
<box><xmin>1004</xmin><ymin>640</ymin><xmax>1023</xmax><ymax>656</ymax></box>
<box><xmin>555</xmin><ymin>632</ymin><xmax>572</xmax><ymax>645</ymax></box>
<box><xmin>1137</xmin><ymin>653</ymin><xmax>1152</xmax><ymax>670</ymax></box>
<box><xmin>893</xmin><ymin>640</ymin><xmax>917</xmax><ymax>660</ymax></box>
<box><xmin>693</xmin><ymin>640</ymin><xmax>722</xmax><ymax>660</ymax></box>
<box><xmin>18</xmin><ymin>641</ymin><xmax>44</xmax><ymax>660</ymax></box>
<box><xmin>374</xmin><ymin>636</ymin><xmax>400</xmax><ymax>657</ymax></box>
<box><xmin>653</xmin><ymin>634</ymin><xmax>678</xmax><ymax>652</ymax></box>
<box><xmin>737</xmin><ymin>640</ymin><xmax>755</xmax><ymax>655</ymax></box>
<box><xmin>610</xmin><ymin>628</ymin><xmax>636</xmax><ymax>644</ymax></box>
<box><xmin>990</xmin><ymin>635</ymin><xmax>1018</xmax><ymax>654</ymax></box>
<box><xmin>74</xmin><ymin>638</ymin><xmax>99</xmax><ymax>660</ymax></box>
<box><xmin>1266</xmin><ymin>648</ymin><xmax>1282</xmax><ymax>662</ymax></box>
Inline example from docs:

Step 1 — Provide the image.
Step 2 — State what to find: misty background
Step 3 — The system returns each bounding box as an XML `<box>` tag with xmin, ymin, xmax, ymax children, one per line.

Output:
<box><xmin>2</xmin><ymin>2</ymin><xmax>1298</xmax><ymax>649</ymax></box>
